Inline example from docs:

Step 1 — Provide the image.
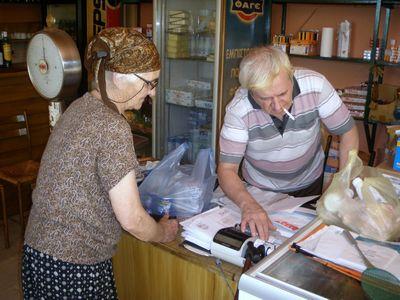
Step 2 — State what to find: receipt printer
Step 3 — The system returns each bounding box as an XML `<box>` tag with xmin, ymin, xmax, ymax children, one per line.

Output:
<box><xmin>211</xmin><ymin>226</ymin><xmax>273</xmax><ymax>267</ymax></box>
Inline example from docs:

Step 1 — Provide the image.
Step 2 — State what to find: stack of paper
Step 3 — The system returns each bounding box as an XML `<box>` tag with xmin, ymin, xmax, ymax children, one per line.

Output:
<box><xmin>269</xmin><ymin>211</ymin><xmax>315</xmax><ymax>238</ymax></box>
<box><xmin>180</xmin><ymin>206</ymin><xmax>240</xmax><ymax>251</ymax></box>
<box><xmin>180</xmin><ymin>186</ymin><xmax>318</xmax><ymax>252</ymax></box>
<box><xmin>212</xmin><ymin>185</ymin><xmax>318</xmax><ymax>214</ymax></box>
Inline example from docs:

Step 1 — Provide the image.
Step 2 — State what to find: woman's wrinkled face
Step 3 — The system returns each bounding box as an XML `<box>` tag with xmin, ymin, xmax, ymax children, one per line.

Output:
<box><xmin>121</xmin><ymin>70</ymin><xmax>160</xmax><ymax>111</ymax></box>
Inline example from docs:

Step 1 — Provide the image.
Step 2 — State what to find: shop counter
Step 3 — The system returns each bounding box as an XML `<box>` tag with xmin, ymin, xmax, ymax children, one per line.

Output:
<box><xmin>113</xmin><ymin>230</ymin><xmax>242</xmax><ymax>300</ymax></box>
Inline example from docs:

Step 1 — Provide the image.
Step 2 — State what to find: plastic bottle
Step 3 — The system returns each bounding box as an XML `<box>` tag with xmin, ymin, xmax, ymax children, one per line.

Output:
<box><xmin>384</xmin><ymin>39</ymin><xmax>395</xmax><ymax>62</ymax></box>
<box><xmin>389</xmin><ymin>39</ymin><xmax>397</xmax><ymax>63</ymax></box>
<box><xmin>1</xmin><ymin>31</ymin><xmax>12</xmax><ymax>68</ymax></box>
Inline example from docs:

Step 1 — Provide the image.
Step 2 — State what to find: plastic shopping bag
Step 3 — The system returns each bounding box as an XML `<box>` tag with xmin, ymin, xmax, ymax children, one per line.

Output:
<box><xmin>317</xmin><ymin>150</ymin><xmax>400</xmax><ymax>241</ymax></box>
<box><xmin>139</xmin><ymin>143</ymin><xmax>216</xmax><ymax>218</ymax></box>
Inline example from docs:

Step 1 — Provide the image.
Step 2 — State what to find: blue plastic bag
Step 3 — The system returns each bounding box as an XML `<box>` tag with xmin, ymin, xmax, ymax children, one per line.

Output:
<box><xmin>139</xmin><ymin>143</ymin><xmax>216</xmax><ymax>218</ymax></box>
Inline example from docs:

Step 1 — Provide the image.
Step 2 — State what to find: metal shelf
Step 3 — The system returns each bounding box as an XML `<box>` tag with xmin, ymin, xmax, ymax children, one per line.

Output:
<box><xmin>272</xmin><ymin>0</ymin><xmax>377</xmax><ymax>4</ymax></box>
<box><xmin>272</xmin><ymin>0</ymin><xmax>399</xmax><ymax>5</ymax></box>
<box><xmin>375</xmin><ymin>60</ymin><xmax>400</xmax><ymax>68</ymax></box>
<box><xmin>289</xmin><ymin>54</ymin><xmax>370</xmax><ymax>64</ymax></box>
<box><xmin>366</xmin><ymin>118</ymin><xmax>400</xmax><ymax>125</ymax></box>
<box><xmin>271</xmin><ymin>0</ymin><xmax>400</xmax><ymax>166</ymax></box>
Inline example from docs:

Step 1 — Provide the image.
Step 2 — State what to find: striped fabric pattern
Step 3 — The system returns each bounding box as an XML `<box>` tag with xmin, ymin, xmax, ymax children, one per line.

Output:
<box><xmin>220</xmin><ymin>68</ymin><xmax>354</xmax><ymax>192</ymax></box>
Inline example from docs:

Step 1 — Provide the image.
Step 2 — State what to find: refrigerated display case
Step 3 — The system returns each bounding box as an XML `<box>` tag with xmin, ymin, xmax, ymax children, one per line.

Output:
<box><xmin>153</xmin><ymin>0</ymin><xmax>270</xmax><ymax>162</ymax></box>
<box><xmin>153</xmin><ymin>0</ymin><xmax>220</xmax><ymax>163</ymax></box>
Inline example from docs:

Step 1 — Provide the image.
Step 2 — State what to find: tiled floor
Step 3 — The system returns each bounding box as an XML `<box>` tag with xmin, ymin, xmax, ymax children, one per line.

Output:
<box><xmin>0</xmin><ymin>219</ymin><xmax>23</xmax><ymax>300</ymax></box>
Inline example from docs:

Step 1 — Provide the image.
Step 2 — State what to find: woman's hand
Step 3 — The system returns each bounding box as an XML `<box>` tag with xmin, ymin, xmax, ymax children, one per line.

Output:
<box><xmin>158</xmin><ymin>215</ymin><xmax>179</xmax><ymax>243</ymax></box>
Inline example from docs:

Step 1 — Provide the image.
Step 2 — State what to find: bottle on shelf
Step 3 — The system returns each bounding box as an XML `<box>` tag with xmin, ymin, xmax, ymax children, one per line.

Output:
<box><xmin>389</xmin><ymin>39</ymin><xmax>398</xmax><ymax>63</ymax></box>
<box><xmin>384</xmin><ymin>39</ymin><xmax>395</xmax><ymax>62</ymax></box>
<box><xmin>1</xmin><ymin>31</ymin><xmax>12</xmax><ymax>68</ymax></box>
<box><xmin>0</xmin><ymin>34</ymin><xmax>3</xmax><ymax>67</ymax></box>
<box><xmin>146</xmin><ymin>24</ymin><xmax>153</xmax><ymax>41</ymax></box>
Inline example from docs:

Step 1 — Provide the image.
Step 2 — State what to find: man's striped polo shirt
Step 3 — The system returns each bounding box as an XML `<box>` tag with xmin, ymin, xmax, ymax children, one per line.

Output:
<box><xmin>219</xmin><ymin>68</ymin><xmax>354</xmax><ymax>193</ymax></box>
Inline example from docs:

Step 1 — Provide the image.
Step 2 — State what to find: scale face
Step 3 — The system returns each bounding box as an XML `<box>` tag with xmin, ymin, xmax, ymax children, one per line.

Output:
<box><xmin>26</xmin><ymin>28</ymin><xmax>81</xmax><ymax>101</ymax></box>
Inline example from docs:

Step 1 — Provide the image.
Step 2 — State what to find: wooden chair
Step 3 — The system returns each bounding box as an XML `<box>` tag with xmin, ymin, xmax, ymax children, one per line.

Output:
<box><xmin>0</xmin><ymin>111</ymin><xmax>39</xmax><ymax>239</ymax></box>
<box><xmin>0</xmin><ymin>184</ymin><xmax>9</xmax><ymax>248</ymax></box>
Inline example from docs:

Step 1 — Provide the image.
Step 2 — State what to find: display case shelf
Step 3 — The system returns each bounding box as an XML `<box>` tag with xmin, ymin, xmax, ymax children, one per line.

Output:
<box><xmin>167</xmin><ymin>56</ymin><xmax>214</xmax><ymax>62</ymax></box>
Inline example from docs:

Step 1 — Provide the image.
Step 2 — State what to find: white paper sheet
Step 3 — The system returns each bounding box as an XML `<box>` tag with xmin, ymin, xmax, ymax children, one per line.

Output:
<box><xmin>297</xmin><ymin>225</ymin><xmax>400</xmax><ymax>280</ymax></box>
<box><xmin>212</xmin><ymin>185</ymin><xmax>318</xmax><ymax>214</ymax></box>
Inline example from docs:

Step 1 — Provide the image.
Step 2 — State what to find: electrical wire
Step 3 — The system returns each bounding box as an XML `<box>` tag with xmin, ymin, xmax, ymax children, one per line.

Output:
<box><xmin>215</xmin><ymin>258</ymin><xmax>235</xmax><ymax>298</ymax></box>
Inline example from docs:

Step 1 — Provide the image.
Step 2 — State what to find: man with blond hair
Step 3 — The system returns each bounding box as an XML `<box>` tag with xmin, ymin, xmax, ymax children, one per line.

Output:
<box><xmin>218</xmin><ymin>46</ymin><xmax>359</xmax><ymax>240</ymax></box>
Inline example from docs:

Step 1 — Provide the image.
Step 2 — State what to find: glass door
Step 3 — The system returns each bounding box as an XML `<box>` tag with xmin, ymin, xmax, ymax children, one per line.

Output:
<box><xmin>154</xmin><ymin>0</ymin><xmax>220</xmax><ymax>163</ymax></box>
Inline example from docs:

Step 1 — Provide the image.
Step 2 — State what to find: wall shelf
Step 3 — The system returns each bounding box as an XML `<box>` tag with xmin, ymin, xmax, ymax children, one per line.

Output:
<box><xmin>272</xmin><ymin>0</ymin><xmax>399</xmax><ymax>5</ymax></box>
<box><xmin>375</xmin><ymin>60</ymin><xmax>400</xmax><ymax>67</ymax></box>
<box><xmin>269</xmin><ymin>0</ymin><xmax>400</xmax><ymax>166</ymax></box>
<box><xmin>289</xmin><ymin>54</ymin><xmax>371</xmax><ymax>64</ymax></box>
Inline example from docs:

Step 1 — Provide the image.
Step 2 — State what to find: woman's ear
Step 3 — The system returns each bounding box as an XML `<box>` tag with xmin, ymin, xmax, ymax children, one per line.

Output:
<box><xmin>112</xmin><ymin>73</ymin><xmax>127</xmax><ymax>90</ymax></box>
<box><xmin>112</xmin><ymin>73</ymin><xmax>140</xmax><ymax>90</ymax></box>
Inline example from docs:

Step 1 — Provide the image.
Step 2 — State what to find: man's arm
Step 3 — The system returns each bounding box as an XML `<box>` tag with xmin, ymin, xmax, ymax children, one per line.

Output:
<box><xmin>109</xmin><ymin>170</ymin><xmax>178</xmax><ymax>243</ymax></box>
<box><xmin>339</xmin><ymin>125</ymin><xmax>359</xmax><ymax>170</ymax></box>
<box><xmin>217</xmin><ymin>162</ymin><xmax>275</xmax><ymax>240</ymax></box>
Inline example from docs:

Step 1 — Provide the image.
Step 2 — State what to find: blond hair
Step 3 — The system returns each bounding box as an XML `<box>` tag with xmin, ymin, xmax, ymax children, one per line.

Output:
<box><xmin>239</xmin><ymin>46</ymin><xmax>293</xmax><ymax>91</ymax></box>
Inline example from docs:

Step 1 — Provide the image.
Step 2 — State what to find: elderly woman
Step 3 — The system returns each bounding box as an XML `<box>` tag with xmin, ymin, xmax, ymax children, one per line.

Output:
<box><xmin>22</xmin><ymin>27</ymin><xmax>178</xmax><ymax>299</ymax></box>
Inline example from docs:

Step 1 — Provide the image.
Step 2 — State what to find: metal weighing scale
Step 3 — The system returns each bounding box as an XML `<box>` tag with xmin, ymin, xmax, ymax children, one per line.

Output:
<box><xmin>26</xmin><ymin>25</ymin><xmax>81</xmax><ymax>128</ymax></box>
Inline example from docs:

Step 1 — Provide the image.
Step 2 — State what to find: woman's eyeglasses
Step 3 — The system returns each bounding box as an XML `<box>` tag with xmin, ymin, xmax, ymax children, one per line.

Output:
<box><xmin>133</xmin><ymin>73</ymin><xmax>159</xmax><ymax>90</ymax></box>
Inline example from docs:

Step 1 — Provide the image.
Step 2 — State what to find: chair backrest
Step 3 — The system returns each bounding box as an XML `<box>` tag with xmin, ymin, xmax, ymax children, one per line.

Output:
<box><xmin>0</xmin><ymin>111</ymin><xmax>32</xmax><ymax>166</ymax></box>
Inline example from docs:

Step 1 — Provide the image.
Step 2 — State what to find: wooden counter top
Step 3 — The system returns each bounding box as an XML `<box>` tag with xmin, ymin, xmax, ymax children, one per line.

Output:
<box><xmin>148</xmin><ymin>230</ymin><xmax>243</xmax><ymax>282</ymax></box>
<box><xmin>113</xmin><ymin>229</ymin><xmax>242</xmax><ymax>300</ymax></box>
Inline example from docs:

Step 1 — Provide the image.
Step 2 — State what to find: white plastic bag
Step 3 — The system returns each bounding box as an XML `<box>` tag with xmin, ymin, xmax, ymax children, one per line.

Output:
<box><xmin>317</xmin><ymin>150</ymin><xmax>400</xmax><ymax>241</ymax></box>
<box><xmin>139</xmin><ymin>143</ymin><xmax>216</xmax><ymax>218</ymax></box>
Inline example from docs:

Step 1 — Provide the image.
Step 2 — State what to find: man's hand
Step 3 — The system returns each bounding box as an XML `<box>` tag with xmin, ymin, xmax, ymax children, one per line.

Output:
<box><xmin>240</xmin><ymin>201</ymin><xmax>276</xmax><ymax>241</ymax></box>
<box><xmin>158</xmin><ymin>215</ymin><xmax>179</xmax><ymax>243</ymax></box>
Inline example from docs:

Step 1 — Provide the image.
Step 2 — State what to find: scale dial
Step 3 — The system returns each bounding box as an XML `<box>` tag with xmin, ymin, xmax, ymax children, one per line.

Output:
<box><xmin>26</xmin><ymin>28</ymin><xmax>81</xmax><ymax>100</ymax></box>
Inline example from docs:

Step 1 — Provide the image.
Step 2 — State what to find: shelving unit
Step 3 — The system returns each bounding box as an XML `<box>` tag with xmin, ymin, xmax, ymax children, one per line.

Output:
<box><xmin>289</xmin><ymin>54</ymin><xmax>370</xmax><ymax>64</ymax></box>
<box><xmin>268</xmin><ymin>0</ymin><xmax>400</xmax><ymax>165</ymax></box>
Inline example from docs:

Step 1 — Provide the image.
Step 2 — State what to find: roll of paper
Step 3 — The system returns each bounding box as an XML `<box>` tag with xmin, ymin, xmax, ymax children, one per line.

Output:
<box><xmin>320</xmin><ymin>27</ymin><xmax>334</xmax><ymax>57</ymax></box>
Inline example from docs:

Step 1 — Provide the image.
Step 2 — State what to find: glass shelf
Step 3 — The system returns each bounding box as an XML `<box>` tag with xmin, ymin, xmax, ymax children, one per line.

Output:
<box><xmin>167</xmin><ymin>56</ymin><xmax>214</xmax><ymax>62</ymax></box>
<box><xmin>289</xmin><ymin>54</ymin><xmax>370</xmax><ymax>64</ymax></box>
